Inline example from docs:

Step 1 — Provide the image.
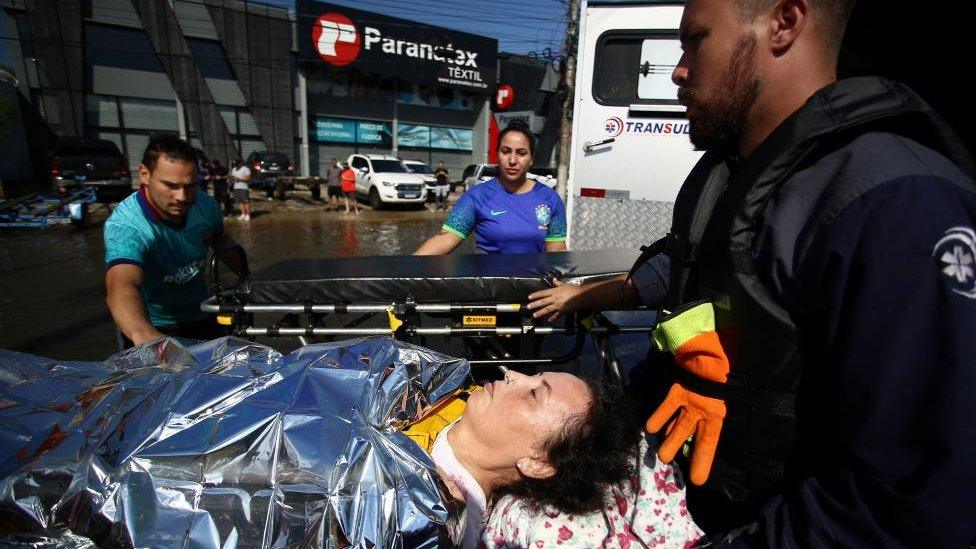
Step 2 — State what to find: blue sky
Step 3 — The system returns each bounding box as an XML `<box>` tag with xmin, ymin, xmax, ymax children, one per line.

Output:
<box><xmin>265</xmin><ymin>0</ymin><xmax>569</xmax><ymax>57</ymax></box>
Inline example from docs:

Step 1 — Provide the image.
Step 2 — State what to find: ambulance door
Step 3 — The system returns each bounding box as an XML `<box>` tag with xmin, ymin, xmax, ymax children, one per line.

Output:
<box><xmin>566</xmin><ymin>2</ymin><xmax>703</xmax><ymax>248</ymax></box>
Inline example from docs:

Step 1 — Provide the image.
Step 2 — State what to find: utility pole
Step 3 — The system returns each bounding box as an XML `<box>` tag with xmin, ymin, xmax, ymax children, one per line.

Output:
<box><xmin>556</xmin><ymin>0</ymin><xmax>580</xmax><ymax>201</ymax></box>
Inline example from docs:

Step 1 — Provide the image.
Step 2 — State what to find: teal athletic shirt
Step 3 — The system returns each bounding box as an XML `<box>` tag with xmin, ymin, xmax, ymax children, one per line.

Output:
<box><xmin>104</xmin><ymin>186</ymin><xmax>223</xmax><ymax>326</ymax></box>
<box><xmin>442</xmin><ymin>178</ymin><xmax>567</xmax><ymax>253</ymax></box>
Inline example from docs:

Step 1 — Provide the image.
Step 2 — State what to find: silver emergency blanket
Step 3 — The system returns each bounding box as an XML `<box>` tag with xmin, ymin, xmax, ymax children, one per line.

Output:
<box><xmin>0</xmin><ymin>336</ymin><xmax>470</xmax><ymax>548</ymax></box>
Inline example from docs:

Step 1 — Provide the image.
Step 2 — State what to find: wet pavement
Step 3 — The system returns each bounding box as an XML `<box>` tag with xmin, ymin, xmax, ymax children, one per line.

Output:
<box><xmin>0</xmin><ymin>189</ymin><xmax>472</xmax><ymax>360</ymax></box>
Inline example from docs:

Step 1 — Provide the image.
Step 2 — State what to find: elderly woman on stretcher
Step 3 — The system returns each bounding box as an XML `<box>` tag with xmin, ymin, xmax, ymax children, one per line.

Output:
<box><xmin>410</xmin><ymin>369</ymin><xmax>702</xmax><ymax>548</ymax></box>
<box><xmin>0</xmin><ymin>339</ymin><xmax>702</xmax><ymax>547</ymax></box>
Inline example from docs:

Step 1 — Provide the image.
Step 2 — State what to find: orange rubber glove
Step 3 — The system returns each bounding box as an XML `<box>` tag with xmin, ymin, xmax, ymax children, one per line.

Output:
<box><xmin>645</xmin><ymin>303</ymin><xmax>729</xmax><ymax>486</ymax></box>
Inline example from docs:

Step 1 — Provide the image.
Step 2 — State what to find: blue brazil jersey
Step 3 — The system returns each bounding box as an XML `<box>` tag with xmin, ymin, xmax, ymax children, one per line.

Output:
<box><xmin>443</xmin><ymin>179</ymin><xmax>567</xmax><ymax>254</ymax></box>
<box><xmin>104</xmin><ymin>187</ymin><xmax>223</xmax><ymax>326</ymax></box>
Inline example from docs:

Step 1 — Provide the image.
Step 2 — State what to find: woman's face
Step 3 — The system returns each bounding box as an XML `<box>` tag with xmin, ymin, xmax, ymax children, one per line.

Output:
<box><xmin>460</xmin><ymin>371</ymin><xmax>591</xmax><ymax>469</ymax></box>
<box><xmin>497</xmin><ymin>131</ymin><xmax>534</xmax><ymax>184</ymax></box>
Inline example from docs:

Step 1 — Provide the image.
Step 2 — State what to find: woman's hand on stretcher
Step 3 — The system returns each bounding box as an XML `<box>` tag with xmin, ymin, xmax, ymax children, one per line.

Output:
<box><xmin>527</xmin><ymin>279</ymin><xmax>584</xmax><ymax>322</ymax></box>
<box><xmin>527</xmin><ymin>275</ymin><xmax>641</xmax><ymax>322</ymax></box>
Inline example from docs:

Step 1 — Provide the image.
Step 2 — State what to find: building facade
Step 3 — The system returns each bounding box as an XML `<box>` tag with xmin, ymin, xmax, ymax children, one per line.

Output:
<box><xmin>296</xmin><ymin>0</ymin><xmax>496</xmax><ymax>177</ymax></box>
<box><xmin>0</xmin><ymin>0</ymin><xmax>497</xmax><ymax>178</ymax></box>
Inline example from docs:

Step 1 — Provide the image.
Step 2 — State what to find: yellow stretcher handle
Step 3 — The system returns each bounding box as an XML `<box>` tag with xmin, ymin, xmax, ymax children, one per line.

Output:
<box><xmin>387</xmin><ymin>308</ymin><xmax>404</xmax><ymax>333</ymax></box>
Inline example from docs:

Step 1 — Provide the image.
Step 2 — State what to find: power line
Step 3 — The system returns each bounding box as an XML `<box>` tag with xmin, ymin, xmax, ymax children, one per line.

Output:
<box><xmin>86</xmin><ymin>0</ymin><xmax>566</xmax><ymax>29</ymax></box>
<box><xmin>260</xmin><ymin>0</ymin><xmax>568</xmax><ymax>17</ymax></box>
<box><xmin>77</xmin><ymin>3</ymin><xmax>567</xmax><ymax>54</ymax></box>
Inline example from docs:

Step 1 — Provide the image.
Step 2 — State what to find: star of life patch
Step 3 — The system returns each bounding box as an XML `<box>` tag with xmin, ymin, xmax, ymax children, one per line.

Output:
<box><xmin>933</xmin><ymin>226</ymin><xmax>976</xmax><ymax>300</ymax></box>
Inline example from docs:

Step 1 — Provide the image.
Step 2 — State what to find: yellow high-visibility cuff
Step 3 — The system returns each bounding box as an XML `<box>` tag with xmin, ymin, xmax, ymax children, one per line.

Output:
<box><xmin>652</xmin><ymin>302</ymin><xmax>716</xmax><ymax>354</ymax></box>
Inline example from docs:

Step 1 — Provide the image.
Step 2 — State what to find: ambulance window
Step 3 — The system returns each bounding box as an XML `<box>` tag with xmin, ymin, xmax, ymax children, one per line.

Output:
<box><xmin>637</xmin><ymin>39</ymin><xmax>682</xmax><ymax>102</ymax></box>
<box><xmin>593</xmin><ymin>31</ymin><xmax>681</xmax><ymax>107</ymax></box>
<box><xmin>594</xmin><ymin>37</ymin><xmax>642</xmax><ymax>105</ymax></box>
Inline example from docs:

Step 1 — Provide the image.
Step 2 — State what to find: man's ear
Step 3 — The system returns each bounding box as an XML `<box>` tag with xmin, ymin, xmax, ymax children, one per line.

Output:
<box><xmin>138</xmin><ymin>164</ymin><xmax>151</xmax><ymax>186</ymax></box>
<box><xmin>768</xmin><ymin>0</ymin><xmax>808</xmax><ymax>54</ymax></box>
<box><xmin>517</xmin><ymin>457</ymin><xmax>555</xmax><ymax>480</ymax></box>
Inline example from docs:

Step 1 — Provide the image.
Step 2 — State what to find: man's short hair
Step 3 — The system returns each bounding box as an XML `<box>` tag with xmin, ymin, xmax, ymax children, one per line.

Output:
<box><xmin>735</xmin><ymin>0</ymin><xmax>856</xmax><ymax>52</ymax></box>
<box><xmin>141</xmin><ymin>134</ymin><xmax>200</xmax><ymax>172</ymax></box>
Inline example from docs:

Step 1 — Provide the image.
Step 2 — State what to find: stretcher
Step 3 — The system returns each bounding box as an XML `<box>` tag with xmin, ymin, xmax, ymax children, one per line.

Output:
<box><xmin>0</xmin><ymin>188</ymin><xmax>95</xmax><ymax>228</ymax></box>
<box><xmin>202</xmin><ymin>248</ymin><xmax>656</xmax><ymax>381</ymax></box>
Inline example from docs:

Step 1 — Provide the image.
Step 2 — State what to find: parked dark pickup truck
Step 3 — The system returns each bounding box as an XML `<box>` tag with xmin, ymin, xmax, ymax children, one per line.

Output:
<box><xmin>50</xmin><ymin>138</ymin><xmax>133</xmax><ymax>203</ymax></box>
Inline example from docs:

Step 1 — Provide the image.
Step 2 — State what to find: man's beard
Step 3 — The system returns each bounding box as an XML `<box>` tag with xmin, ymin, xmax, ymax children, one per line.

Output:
<box><xmin>679</xmin><ymin>34</ymin><xmax>761</xmax><ymax>153</ymax></box>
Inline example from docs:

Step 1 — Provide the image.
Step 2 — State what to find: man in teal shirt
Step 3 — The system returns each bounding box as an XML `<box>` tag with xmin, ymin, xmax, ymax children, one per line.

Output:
<box><xmin>104</xmin><ymin>135</ymin><xmax>245</xmax><ymax>347</ymax></box>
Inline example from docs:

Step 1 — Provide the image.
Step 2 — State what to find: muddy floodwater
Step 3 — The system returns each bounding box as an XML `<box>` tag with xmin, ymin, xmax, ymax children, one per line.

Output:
<box><xmin>0</xmin><ymin>190</ymin><xmax>650</xmax><ymax>378</ymax></box>
<box><xmin>0</xmin><ymin>192</ymin><xmax>472</xmax><ymax>360</ymax></box>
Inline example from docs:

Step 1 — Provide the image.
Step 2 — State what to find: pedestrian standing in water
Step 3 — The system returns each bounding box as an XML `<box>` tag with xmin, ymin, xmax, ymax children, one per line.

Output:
<box><xmin>230</xmin><ymin>159</ymin><xmax>252</xmax><ymax>222</ymax></box>
<box><xmin>433</xmin><ymin>161</ymin><xmax>450</xmax><ymax>211</ymax></box>
<box><xmin>340</xmin><ymin>162</ymin><xmax>361</xmax><ymax>215</ymax></box>
<box><xmin>325</xmin><ymin>157</ymin><xmax>344</xmax><ymax>212</ymax></box>
<box><xmin>211</xmin><ymin>159</ymin><xmax>232</xmax><ymax>216</ymax></box>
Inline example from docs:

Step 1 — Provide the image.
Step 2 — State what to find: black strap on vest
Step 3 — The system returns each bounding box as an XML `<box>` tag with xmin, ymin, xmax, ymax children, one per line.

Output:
<box><xmin>625</xmin><ymin>236</ymin><xmax>667</xmax><ymax>282</ymax></box>
<box><xmin>627</xmin><ymin>158</ymin><xmax>731</xmax><ymax>287</ymax></box>
<box><xmin>673</xmin><ymin>368</ymin><xmax>796</xmax><ymax>416</ymax></box>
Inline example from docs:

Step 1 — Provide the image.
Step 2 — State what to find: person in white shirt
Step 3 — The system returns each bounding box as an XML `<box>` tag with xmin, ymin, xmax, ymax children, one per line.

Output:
<box><xmin>229</xmin><ymin>160</ymin><xmax>252</xmax><ymax>221</ymax></box>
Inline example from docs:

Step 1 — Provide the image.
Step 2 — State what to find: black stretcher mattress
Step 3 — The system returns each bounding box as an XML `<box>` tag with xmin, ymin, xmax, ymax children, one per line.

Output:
<box><xmin>248</xmin><ymin>248</ymin><xmax>640</xmax><ymax>304</ymax></box>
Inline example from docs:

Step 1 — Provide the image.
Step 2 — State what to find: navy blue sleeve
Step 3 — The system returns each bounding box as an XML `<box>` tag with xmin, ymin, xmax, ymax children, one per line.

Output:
<box><xmin>631</xmin><ymin>253</ymin><xmax>670</xmax><ymax>308</ymax></box>
<box><xmin>717</xmin><ymin>176</ymin><xmax>976</xmax><ymax>547</ymax></box>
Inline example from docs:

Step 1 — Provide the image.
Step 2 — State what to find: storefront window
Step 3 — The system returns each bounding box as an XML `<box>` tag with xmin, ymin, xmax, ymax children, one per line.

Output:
<box><xmin>397</xmin><ymin>83</ymin><xmax>476</xmax><ymax>111</ymax></box>
<box><xmin>315</xmin><ymin>116</ymin><xmax>470</xmax><ymax>152</ymax></box>
<box><xmin>218</xmin><ymin>105</ymin><xmax>237</xmax><ymax>134</ymax></box>
<box><xmin>237</xmin><ymin>111</ymin><xmax>261</xmax><ymax>136</ymax></box>
<box><xmin>85</xmin><ymin>94</ymin><xmax>179</xmax><ymax>173</ymax></box>
<box><xmin>305</xmin><ymin>71</ymin><xmax>393</xmax><ymax>103</ymax></box>
<box><xmin>86</xmin><ymin>95</ymin><xmax>120</xmax><ymax>127</ymax></box>
<box><xmin>186</xmin><ymin>38</ymin><xmax>236</xmax><ymax>81</ymax></box>
<box><xmin>430</xmin><ymin>126</ymin><xmax>473</xmax><ymax>151</ymax></box>
<box><xmin>119</xmin><ymin>98</ymin><xmax>179</xmax><ymax>131</ymax></box>
<box><xmin>84</xmin><ymin>23</ymin><xmax>164</xmax><ymax>73</ymax></box>
<box><xmin>238</xmin><ymin>139</ymin><xmax>266</xmax><ymax>160</ymax></box>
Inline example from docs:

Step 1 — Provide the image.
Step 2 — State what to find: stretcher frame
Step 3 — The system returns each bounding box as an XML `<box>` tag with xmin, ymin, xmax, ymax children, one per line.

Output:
<box><xmin>201</xmin><ymin>251</ymin><xmax>655</xmax><ymax>383</ymax></box>
<box><xmin>0</xmin><ymin>188</ymin><xmax>95</xmax><ymax>228</ymax></box>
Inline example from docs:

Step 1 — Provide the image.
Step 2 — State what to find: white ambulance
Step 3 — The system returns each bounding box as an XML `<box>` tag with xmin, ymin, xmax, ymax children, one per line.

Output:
<box><xmin>566</xmin><ymin>0</ymin><xmax>701</xmax><ymax>250</ymax></box>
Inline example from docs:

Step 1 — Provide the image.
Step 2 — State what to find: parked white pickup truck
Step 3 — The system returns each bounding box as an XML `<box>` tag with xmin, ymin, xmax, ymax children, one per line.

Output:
<box><xmin>347</xmin><ymin>153</ymin><xmax>427</xmax><ymax>209</ymax></box>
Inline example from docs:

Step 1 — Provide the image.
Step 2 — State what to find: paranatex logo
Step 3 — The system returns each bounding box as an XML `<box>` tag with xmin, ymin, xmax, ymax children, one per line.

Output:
<box><xmin>311</xmin><ymin>10</ymin><xmax>484</xmax><ymax>86</ymax></box>
<box><xmin>604</xmin><ymin>117</ymin><xmax>690</xmax><ymax>137</ymax></box>
<box><xmin>313</xmin><ymin>12</ymin><xmax>362</xmax><ymax>66</ymax></box>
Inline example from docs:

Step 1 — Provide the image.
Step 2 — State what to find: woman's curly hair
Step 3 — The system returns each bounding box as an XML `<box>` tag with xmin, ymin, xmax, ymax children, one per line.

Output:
<box><xmin>495</xmin><ymin>377</ymin><xmax>643</xmax><ymax>514</ymax></box>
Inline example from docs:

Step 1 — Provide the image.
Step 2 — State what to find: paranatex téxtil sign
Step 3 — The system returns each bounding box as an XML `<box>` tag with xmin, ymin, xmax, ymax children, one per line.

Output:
<box><xmin>297</xmin><ymin>0</ymin><xmax>497</xmax><ymax>92</ymax></box>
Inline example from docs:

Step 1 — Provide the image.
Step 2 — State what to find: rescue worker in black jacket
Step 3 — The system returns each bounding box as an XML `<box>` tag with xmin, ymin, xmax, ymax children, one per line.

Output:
<box><xmin>527</xmin><ymin>0</ymin><xmax>976</xmax><ymax>545</ymax></box>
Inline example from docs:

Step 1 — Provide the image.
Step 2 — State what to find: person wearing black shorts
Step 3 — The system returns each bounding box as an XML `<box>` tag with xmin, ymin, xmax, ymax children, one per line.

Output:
<box><xmin>325</xmin><ymin>157</ymin><xmax>343</xmax><ymax>211</ymax></box>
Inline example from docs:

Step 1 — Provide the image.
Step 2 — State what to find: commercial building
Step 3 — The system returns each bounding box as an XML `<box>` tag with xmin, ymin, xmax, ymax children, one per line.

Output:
<box><xmin>491</xmin><ymin>52</ymin><xmax>560</xmax><ymax>166</ymax></box>
<box><xmin>296</xmin><ymin>0</ymin><xmax>496</xmax><ymax>177</ymax></box>
<box><xmin>0</xmin><ymin>0</ymin><xmax>497</xmax><ymax>179</ymax></box>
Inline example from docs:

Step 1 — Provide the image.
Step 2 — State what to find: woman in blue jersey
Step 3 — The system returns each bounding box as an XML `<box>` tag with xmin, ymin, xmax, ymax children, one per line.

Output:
<box><xmin>414</xmin><ymin>120</ymin><xmax>568</xmax><ymax>255</ymax></box>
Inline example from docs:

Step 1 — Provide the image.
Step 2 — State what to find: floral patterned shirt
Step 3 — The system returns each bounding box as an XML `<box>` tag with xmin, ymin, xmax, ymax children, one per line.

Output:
<box><xmin>482</xmin><ymin>436</ymin><xmax>703</xmax><ymax>548</ymax></box>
